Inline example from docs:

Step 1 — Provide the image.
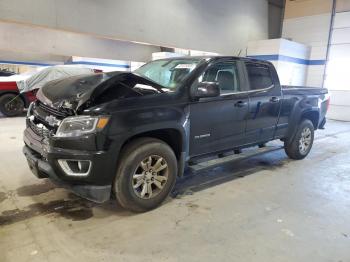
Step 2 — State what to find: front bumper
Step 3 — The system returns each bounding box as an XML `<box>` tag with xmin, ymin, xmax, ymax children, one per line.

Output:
<box><xmin>22</xmin><ymin>127</ymin><xmax>118</xmax><ymax>203</ymax></box>
<box><xmin>23</xmin><ymin>146</ymin><xmax>111</xmax><ymax>202</ymax></box>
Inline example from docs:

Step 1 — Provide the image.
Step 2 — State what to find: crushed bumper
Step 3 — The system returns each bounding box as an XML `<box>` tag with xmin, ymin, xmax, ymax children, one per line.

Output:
<box><xmin>23</xmin><ymin>134</ymin><xmax>113</xmax><ymax>203</ymax></box>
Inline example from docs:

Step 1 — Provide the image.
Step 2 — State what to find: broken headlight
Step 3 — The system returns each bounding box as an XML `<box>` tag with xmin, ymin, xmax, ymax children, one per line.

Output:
<box><xmin>56</xmin><ymin>115</ymin><xmax>109</xmax><ymax>137</ymax></box>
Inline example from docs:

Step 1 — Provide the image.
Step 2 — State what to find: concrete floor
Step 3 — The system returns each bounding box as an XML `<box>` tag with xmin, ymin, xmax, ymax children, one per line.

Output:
<box><xmin>1</xmin><ymin>117</ymin><xmax>350</xmax><ymax>262</ymax></box>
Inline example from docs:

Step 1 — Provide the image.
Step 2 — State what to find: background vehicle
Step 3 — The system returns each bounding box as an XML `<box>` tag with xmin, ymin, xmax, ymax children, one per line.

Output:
<box><xmin>0</xmin><ymin>69</ymin><xmax>15</xmax><ymax>77</ymax></box>
<box><xmin>0</xmin><ymin>66</ymin><xmax>95</xmax><ymax>117</ymax></box>
<box><xmin>23</xmin><ymin>56</ymin><xmax>329</xmax><ymax>212</ymax></box>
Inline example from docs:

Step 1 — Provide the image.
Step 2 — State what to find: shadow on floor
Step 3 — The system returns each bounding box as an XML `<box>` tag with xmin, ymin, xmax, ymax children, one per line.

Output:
<box><xmin>0</xmin><ymin>148</ymin><xmax>289</xmax><ymax>226</ymax></box>
<box><xmin>172</xmin><ymin>149</ymin><xmax>289</xmax><ymax>198</ymax></box>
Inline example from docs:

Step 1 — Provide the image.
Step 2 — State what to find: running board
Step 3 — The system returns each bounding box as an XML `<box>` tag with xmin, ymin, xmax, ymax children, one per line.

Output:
<box><xmin>188</xmin><ymin>145</ymin><xmax>284</xmax><ymax>173</ymax></box>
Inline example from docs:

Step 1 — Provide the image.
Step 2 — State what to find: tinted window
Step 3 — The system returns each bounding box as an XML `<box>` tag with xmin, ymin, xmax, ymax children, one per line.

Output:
<box><xmin>199</xmin><ymin>62</ymin><xmax>241</xmax><ymax>94</ymax></box>
<box><xmin>246</xmin><ymin>63</ymin><xmax>273</xmax><ymax>90</ymax></box>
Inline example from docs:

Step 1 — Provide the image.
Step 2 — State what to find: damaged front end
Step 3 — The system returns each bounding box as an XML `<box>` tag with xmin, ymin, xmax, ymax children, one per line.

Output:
<box><xmin>23</xmin><ymin>71</ymin><xmax>165</xmax><ymax>202</ymax></box>
<box><xmin>36</xmin><ymin>71</ymin><xmax>164</xmax><ymax>113</ymax></box>
<box><xmin>26</xmin><ymin>71</ymin><xmax>165</xmax><ymax>142</ymax></box>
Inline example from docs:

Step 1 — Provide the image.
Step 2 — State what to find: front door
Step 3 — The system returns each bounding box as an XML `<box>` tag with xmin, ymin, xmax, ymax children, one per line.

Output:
<box><xmin>189</xmin><ymin>60</ymin><xmax>249</xmax><ymax>157</ymax></box>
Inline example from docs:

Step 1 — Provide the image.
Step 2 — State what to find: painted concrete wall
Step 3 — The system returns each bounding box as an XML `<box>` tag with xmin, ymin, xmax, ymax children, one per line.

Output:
<box><xmin>282</xmin><ymin>0</ymin><xmax>332</xmax><ymax>88</ymax></box>
<box><xmin>0</xmin><ymin>0</ymin><xmax>268</xmax><ymax>55</ymax></box>
<box><xmin>0</xmin><ymin>21</ymin><xmax>160</xmax><ymax>63</ymax></box>
<box><xmin>281</xmin><ymin>0</ymin><xmax>350</xmax><ymax>121</ymax></box>
<box><xmin>284</xmin><ymin>0</ymin><xmax>332</xmax><ymax>19</ymax></box>
<box><xmin>336</xmin><ymin>0</ymin><xmax>350</xmax><ymax>12</ymax></box>
<box><xmin>247</xmin><ymin>38</ymin><xmax>310</xmax><ymax>86</ymax></box>
<box><xmin>268</xmin><ymin>2</ymin><xmax>284</xmax><ymax>39</ymax></box>
<box><xmin>325</xmin><ymin>3</ymin><xmax>350</xmax><ymax>121</ymax></box>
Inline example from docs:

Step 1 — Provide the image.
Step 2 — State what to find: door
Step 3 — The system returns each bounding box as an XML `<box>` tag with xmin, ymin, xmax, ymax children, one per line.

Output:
<box><xmin>189</xmin><ymin>60</ymin><xmax>249</xmax><ymax>157</ymax></box>
<box><xmin>244</xmin><ymin>62</ymin><xmax>282</xmax><ymax>143</ymax></box>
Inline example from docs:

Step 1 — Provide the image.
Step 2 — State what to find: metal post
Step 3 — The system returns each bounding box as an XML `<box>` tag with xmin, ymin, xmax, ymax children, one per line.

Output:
<box><xmin>322</xmin><ymin>0</ymin><xmax>337</xmax><ymax>88</ymax></box>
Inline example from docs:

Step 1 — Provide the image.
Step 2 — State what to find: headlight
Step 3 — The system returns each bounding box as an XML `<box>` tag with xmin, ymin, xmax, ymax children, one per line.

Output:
<box><xmin>56</xmin><ymin>115</ymin><xmax>109</xmax><ymax>137</ymax></box>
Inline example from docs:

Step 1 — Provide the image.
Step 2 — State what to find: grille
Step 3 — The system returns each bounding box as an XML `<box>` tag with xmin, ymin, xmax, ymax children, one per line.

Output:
<box><xmin>28</xmin><ymin>120</ymin><xmax>51</xmax><ymax>138</ymax></box>
<box><xmin>37</xmin><ymin>101</ymin><xmax>67</xmax><ymax>118</ymax></box>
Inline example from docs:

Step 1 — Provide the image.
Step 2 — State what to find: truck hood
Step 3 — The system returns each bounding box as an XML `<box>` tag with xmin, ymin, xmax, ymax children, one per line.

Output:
<box><xmin>36</xmin><ymin>71</ymin><xmax>163</xmax><ymax>111</ymax></box>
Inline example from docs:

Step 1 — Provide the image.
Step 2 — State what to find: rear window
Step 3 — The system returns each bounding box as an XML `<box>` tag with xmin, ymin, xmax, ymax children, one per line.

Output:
<box><xmin>246</xmin><ymin>63</ymin><xmax>273</xmax><ymax>90</ymax></box>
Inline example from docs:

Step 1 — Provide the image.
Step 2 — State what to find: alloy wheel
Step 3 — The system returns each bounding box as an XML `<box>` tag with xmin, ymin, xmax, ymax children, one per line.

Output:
<box><xmin>299</xmin><ymin>127</ymin><xmax>312</xmax><ymax>154</ymax></box>
<box><xmin>132</xmin><ymin>155</ymin><xmax>169</xmax><ymax>199</ymax></box>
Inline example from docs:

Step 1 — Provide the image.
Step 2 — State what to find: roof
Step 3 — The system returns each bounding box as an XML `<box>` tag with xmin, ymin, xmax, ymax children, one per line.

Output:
<box><xmin>151</xmin><ymin>55</ymin><xmax>272</xmax><ymax>65</ymax></box>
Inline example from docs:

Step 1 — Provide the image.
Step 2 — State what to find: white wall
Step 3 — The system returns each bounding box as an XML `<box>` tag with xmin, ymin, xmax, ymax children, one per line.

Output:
<box><xmin>0</xmin><ymin>0</ymin><xmax>268</xmax><ymax>55</ymax></box>
<box><xmin>325</xmin><ymin>7</ymin><xmax>350</xmax><ymax>121</ymax></box>
<box><xmin>282</xmin><ymin>13</ymin><xmax>331</xmax><ymax>87</ymax></box>
<box><xmin>281</xmin><ymin>0</ymin><xmax>333</xmax><ymax>88</ymax></box>
<box><xmin>0</xmin><ymin>21</ymin><xmax>160</xmax><ymax>63</ymax></box>
<box><xmin>247</xmin><ymin>38</ymin><xmax>310</xmax><ymax>86</ymax></box>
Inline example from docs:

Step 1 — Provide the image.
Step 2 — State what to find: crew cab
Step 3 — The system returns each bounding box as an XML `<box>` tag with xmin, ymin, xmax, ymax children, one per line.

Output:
<box><xmin>23</xmin><ymin>56</ymin><xmax>329</xmax><ymax>212</ymax></box>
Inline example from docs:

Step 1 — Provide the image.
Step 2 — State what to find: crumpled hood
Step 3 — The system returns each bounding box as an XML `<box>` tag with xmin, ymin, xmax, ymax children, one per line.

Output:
<box><xmin>36</xmin><ymin>71</ymin><xmax>159</xmax><ymax>111</ymax></box>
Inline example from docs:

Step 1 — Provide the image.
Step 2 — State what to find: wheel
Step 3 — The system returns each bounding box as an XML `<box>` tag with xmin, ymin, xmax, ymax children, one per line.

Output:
<box><xmin>258</xmin><ymin>143</ymin><xmax>266</xmax><ymax>148</ymax></box>
<box><xmin>284</xmin><ymin>119</ymin><xmax>314</xmax><ymax>160</ymax></box>
<box><xmin>0</xmin><ymin>94</ymin><xmax>24</xmax><ymax>117</ymax></box>
<box><xmin>114</xmin><ymin>137</ymin><xmax>177</xmax><ymax>212</ymax></box>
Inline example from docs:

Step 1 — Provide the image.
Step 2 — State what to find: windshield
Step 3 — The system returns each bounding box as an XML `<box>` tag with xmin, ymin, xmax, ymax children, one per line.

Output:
<box><xmin>134</xmin><ymin>58</ymin><xmax>202</xmax><ymax>91</ymax></box>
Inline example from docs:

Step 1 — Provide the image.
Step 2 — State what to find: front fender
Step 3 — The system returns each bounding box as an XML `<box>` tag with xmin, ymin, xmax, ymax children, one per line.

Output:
<box><xmin>107</xmin><ymin>104</ymin><xmax>190</xmax><ymax>157</ymax></box>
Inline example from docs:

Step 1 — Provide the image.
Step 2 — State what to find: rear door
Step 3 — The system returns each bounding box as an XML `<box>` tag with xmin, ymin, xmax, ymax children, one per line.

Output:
<box><xmin>189</xmin><ymin>59</ymin><xmax>249</xmax><ymax>157</ymax></box>
<box><xmin>244</xmin><ymin>62</ymin><xmax>282</xmax><ymax>143</ymax></box>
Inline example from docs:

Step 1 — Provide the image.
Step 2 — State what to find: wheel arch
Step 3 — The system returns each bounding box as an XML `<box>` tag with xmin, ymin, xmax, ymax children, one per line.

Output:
<box><xmin>116</xmin><ymin>127</ymin><xmax>186</xmax><ymax>178</ymax></box>
<box><xmin>285</xmin><ymin>109</ymin><xmax>319</xmax><ymax>144</ymax></box>
<box><xmin>120</xmin><ymin>128</ymin><xmax>185</xmax><ymax>161</ymax></box>
<box><xmin>301</xmin><ymin>110</ymin><xmax>319</xmax><ymax>129</ymax></box>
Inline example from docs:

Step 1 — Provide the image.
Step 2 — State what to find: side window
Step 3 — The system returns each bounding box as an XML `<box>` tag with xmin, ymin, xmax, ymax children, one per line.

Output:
<box><xmin>246</xmin><ymin>63</ymin><xmax>273</xmax><ymax>90</ymax></box>
<box><xmin>199</xmin><ymin>62</ymin><xmax>241</xmax><ymax>94</ymax></box>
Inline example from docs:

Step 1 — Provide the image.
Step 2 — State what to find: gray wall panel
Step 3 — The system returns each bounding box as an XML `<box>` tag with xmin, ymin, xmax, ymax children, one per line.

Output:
<box><xmin>0</xmin><ymin>0</ymin><xmax>268</xmax><ymax>54</ymax></box>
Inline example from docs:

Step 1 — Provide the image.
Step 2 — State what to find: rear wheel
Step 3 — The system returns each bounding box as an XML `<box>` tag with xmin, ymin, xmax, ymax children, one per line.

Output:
<box><xmin>0</xmin><ymin>94</ymin><xmax>24</xmax><ymax>117</ymax></box>
<box><xmin>284</xmin><ymin>119</ymin><xmax>314</xmax><ymax>160</ymax></box>
<box><xmin>114</xmin><ymin>138</ymin><xmax>177</xmax><ymax>212</ymax></box>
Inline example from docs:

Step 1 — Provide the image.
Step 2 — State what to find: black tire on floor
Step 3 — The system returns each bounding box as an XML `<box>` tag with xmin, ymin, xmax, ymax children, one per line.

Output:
<box><xmin>284</xmin><ymin>119</ymin><xmax>314</xmax><ymax>160</ymax></box>
<box><xmin>114</xmin><ymin>137</ymin><xmax>177</xmax><ymax>212</ymax></box>
<box><xmin>0</xmin><ymin>94</ymin><xmax>24</xmax><ymax>117</ymax></box>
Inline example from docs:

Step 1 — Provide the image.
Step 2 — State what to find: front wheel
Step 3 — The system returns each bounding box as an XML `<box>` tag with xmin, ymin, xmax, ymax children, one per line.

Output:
<box><xmin>284</xmin><ymin>119</ymin><xmax>314</xmax><ymax>160</ymax></box>
<box><xmin>0</xmin><ymin>94</ymin><xmax>24</xmax><ymax>117</ymax></box>
<box><xmin>114</xmin><ymin>138</ymin><xmax>177</xmax><ymax>212</ymax></box>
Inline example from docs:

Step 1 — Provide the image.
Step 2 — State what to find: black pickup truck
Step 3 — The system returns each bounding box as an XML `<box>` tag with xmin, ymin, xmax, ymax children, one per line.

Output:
<box><xmin>23</xmin><ymin>56</ymin><xmax>329</xmax><ymax>212</ymax></box>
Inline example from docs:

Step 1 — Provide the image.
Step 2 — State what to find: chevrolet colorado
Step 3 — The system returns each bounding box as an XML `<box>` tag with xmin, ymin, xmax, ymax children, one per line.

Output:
<box><xmin>23</xmin><ymin>56</ymin><xmax>329</xmax><ymax>212</ymax></box>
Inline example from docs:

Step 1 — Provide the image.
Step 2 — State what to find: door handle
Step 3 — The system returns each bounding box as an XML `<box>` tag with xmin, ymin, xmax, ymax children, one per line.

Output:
<box><xmin>270</xmin><ymin>96</ymin><xmax>280</xmax><ymax>103</ymax></box>
<box><xmin>234</xmin><ymin>101</ymin><xmax>248</xmax><ymax>107</ymax></box>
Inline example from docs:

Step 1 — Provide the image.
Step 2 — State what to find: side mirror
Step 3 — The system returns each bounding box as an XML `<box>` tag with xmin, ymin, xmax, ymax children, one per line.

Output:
<box><xmin>192</xmin><ymin>82</ymin><xmax>220</xmax><ymax>99</ymax></box>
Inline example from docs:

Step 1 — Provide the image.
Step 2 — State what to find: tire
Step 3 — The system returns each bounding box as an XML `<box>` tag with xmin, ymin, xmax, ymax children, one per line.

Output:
<box><xmin>284</xmin><ymin>119</ymin><xmax>314</xmax><ymax>160</ymax></box>
<box><xmin>114</xmin><ymin>137</ymin><xmax>178</xmax><ymax>212</ymax></box>
<box><xmin>0</xmin><ymin>94</ymin><xmax>24</xmax><ymax>117</ymax></box>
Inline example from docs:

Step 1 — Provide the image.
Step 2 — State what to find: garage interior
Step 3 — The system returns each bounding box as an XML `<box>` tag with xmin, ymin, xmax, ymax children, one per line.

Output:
<box><xmin>1</xmin><ymin>0</ymin><xmax>350</xmax><ymax>261</ymax></box>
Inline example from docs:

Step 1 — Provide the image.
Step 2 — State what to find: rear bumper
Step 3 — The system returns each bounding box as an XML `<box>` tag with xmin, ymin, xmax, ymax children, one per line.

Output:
<box><xmin>319</xmin><ymin>117</ymin><xmax>326</xmax><ymax>129</ymax></box>
<box><xmin>23</xmin><ymin>145</ymin><xmax>111</xmax><ymax>203</ymax></box>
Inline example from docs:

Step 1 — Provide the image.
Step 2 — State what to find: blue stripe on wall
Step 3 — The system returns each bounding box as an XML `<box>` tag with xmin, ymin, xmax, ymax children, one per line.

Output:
<box><xmin>66</xmin><ymin>61</ymin><xmax>130</xmax><ymax>68</ymax></box>
<box><xmin>247</xmin><ymin>55</ymin><xmax>326</xmax><ymax>66</ymax></box>
<box><xmin>0</xmin><ymin>59</ymin><xmax>131</xmax><ymax>68</ymax></box>
<box><xmin>0</xmin><ymin>60</ymin><xmax>57</xmax><ymax>66</ymax></box>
